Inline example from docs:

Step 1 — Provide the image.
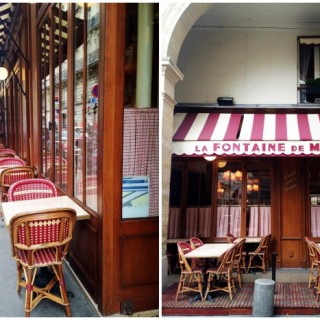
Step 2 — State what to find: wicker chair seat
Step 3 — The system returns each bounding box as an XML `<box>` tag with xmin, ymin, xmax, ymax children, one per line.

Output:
<box><xmin>17</xmin><ymin>247</ymin><xmax>65</xmax><ymax>266</ymax></box>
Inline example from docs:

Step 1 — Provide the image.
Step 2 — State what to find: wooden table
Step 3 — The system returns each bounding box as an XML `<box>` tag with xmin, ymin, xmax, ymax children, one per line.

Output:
<box><xmin>185</xmin><ymin>243</ymin><xmax>234</xmax><ymax>259</ymax></box>
<box><xmin>1</xmin><ymin>195</ymin><xmax>91</xmax><ymax>227</ymax></box>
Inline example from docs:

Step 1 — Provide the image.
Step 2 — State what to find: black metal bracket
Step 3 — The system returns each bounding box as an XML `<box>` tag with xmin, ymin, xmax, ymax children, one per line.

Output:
<box><xmin>5</xmin><ymin>55</ymin><xmax>26</xmax><ymax>96</ymax></box>
<box><xmin>0</xmin><ymin>16</ymin><xmax>29</xmax><ymax>66</ymax></box>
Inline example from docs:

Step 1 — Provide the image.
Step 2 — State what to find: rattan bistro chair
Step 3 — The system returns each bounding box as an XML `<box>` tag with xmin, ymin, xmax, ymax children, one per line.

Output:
<box><xmin>204</xmin><ymin>244</ymin><xmax>237</xmax><ymax>301</ymax></box>
<box><xmin>0</xmin><ymin>166</ymin><xmax>36</xmax><ymax>201</ymax></box>
<box><xmin>305</xmin><ymin>237</ymin><xmax>320</xmax><ymax>289</ymax></box>
<box><xmin>232</xmin><ymin>238</ymin><xmax>246</xmax><ymax>288</ymax></box>
<box><xmin>8</xmin><ymin>178</ymin><xmax>57</xmax><ymax>201</ymax></box>
<box><xmin>9</xmin><ymin>208</ymin><xmax>76</xmax><ymax>317</ymax></box>
<box><xmin>176</xmin><ymin>241</ymin><xmax>204</xmax><ymax>301</ymax></box>
<box><xmin>246</xmin><ymin>233</ymin><xmax>272</xmax><ymax>273</ymax></box>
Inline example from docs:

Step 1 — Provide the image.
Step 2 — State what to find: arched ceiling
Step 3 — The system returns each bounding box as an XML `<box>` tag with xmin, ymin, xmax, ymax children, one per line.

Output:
<box><xmin>194</xmin><ymin>3</ymin><xmax>320</xmax><ymax>30</ymax></box>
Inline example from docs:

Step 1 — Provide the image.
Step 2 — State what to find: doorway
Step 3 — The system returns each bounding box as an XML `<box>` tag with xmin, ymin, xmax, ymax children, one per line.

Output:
<box><xmin>280</xmin><ymin>158</ymin><xmax>305</xmax><ymax>267</ymax></box>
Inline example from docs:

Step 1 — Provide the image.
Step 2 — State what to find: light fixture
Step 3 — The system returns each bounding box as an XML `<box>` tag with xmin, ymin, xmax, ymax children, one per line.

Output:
<box><xmin>204</xmin><ymin>155</ymin><xmax>216</xmax><ymax>161</ymax></box>
<box><xmin>218</xmin><ymin>161</ymin><xmax>227</xmax><ymax>168</ymax></box>
<box><xmin>235</xmin><ymin>170</ymin><xmax>242</xmax><ymax>180</ymax></box>
<box><xmin>223</xmin><ymin>170</ymin><xmax>231</xmax><ymax>180</ymax></box>
<box><xmin>253</xmin><ymin>184</ymin><xmax>259</xmax><ymax>192</ymax></box>
<box><xmin>0</xmin><ymin>67</ymin><xmax>8</xmax><ymax>80</ymax></box>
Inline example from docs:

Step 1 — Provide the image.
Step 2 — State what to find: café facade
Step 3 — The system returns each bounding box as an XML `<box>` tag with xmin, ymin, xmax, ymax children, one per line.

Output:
<box><xmin>161</xmin><ymin>3</ymin><xmax>320</xmax><ymax>288</ymax></box>
<box><xmin>0</xmin><ymin>3</ymin><xmax>159</xmax><ymax>316</ymax></box>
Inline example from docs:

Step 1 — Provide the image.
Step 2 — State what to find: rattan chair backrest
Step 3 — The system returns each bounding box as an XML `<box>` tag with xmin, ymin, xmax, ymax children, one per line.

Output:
<box><xmin>0</xmin><ymin>166</ymin><xmax>37</xmax><ymax>201</ymax></box>
<box><xmin>190</xmin><ymin>237</ymin><xmax>204</xmax><ymax>250</ymax></box>
<box><xmin>0</xmin><ymin>148</ymin><xmax>15</xmax><ymax>155</ymax></box>
<box><xmin>8</xmin><ymin>178</ymin><xmax>57</xmax><ymax>202</ymax></box>
<box><xmin>226</xmin><ymin>233</ymin><xmax>237</xmax><ymax>243</ymax></box>
<box><xmin>177</xmin><ymin>241</ymin><xmax>193</xmax><ymax>273</ymax></box>
<box><xmin>9</xmin><ymin>208</ymin><xmax>76</xmax><ymax>265</ymax></box>
<box><xmin>253</xmin><ymin>233</ymin><xmax>271</xmax><ymax>254</ymax></box>
<box><xmin>0</xmin><ymin>157</ymin><xmax>25</xmax><ymax>168</ymax></box>
<box><xmin>216</xmin><ymin>244</ymin><xmax>236</xmax><ymax>273</ymax></box>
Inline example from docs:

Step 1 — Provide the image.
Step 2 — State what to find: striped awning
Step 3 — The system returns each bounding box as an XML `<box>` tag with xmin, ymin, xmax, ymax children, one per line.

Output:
<box><xmin>172</xmin><ymin>113</ymin><xmax>320</xmax><ymax>156</ymax></box>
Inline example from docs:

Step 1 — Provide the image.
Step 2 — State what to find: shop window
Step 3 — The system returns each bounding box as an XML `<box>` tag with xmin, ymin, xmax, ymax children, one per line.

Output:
<box><xmin>309</xmin><ymin>165</ymin><xmax>320</xmax><ymax>237</ymax></box>
<box><xmin>168</xmin><ymin>159</ymin><xmax>212</xmax><ymax>238</ymax></box>
<box><xmin>40</xmin><ymin>4</ymin><xmax>69</xmax><ymax>190</ymax></box>
<box><xmin>246</xmin><ymin>161</ymin><xmax>272</xmax><ymax>237</ymax></box>
<box><xmin>168</xmin><ymin>158</ymin><xmax>273</xmax><ymax>240</ymax></box>
<box><xmin>298</xmin><ymin>37</ymin><xmax>320</xmax><ymax>104</ymax></box>
<box><xmin>122</xmin><ymin>4</ymin><xmax>159</xmax><ymax>220</ymax></box>
<box><xmin>216</xmin><ymin>161</ymin><xmax>242</xmax><ymax>238</ymax></box>
<box><xmin>39</xmin><ymin>4</ymin><xmax>99</xmax><ymax>211</ymax></box>
<box><xmin>73</xmin><ymin>3</ymin><xmax>99</xmax><ymax>211</ymax></box>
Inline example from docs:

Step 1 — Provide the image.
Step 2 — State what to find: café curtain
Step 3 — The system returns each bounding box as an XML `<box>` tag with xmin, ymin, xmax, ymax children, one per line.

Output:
<box><xmin>123</xmin><ymin>108</ymin><xmax>159</xmax><ymax>217</ymax></box>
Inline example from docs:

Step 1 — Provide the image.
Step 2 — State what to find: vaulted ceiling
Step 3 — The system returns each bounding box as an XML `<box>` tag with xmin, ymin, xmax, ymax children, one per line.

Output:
<box><xmin>194</xmin><ymin>3</ymin><xmax>320</xmax><ymax>30</ymax></box>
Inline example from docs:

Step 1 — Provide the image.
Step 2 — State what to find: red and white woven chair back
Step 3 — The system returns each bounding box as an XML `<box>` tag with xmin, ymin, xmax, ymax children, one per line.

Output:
<box><xmin>177</xmin><ymin>241</ymin><xmax>193</xmax><ymax>272</ymax></box>
<box><xmin>2</xmin><ymin>167</ymin><xmax>35</xmax><ymax>186</ymax></box>
<box><xmin>0</xmin><ymin>157</ymin><xmax>25</xmax><ymax>168</ymax></box>
<box><xmin>190</xmin><ymin>237</ymin><xmax>204</xmax><ymax>249</ymax></box>
<box><xmin>10</xmin><ymin>209</ymin><xmax>76</xmax><ymax>265</ymax></box>
<box><xmin>8</xmin><ymin>178</ymin><xmax>57</xmax><ymax>201</ymax></box>
<box><xmin>0</xmin><ymin>148</ymin><xmax>15</xmax><ymax>155</ymax></box>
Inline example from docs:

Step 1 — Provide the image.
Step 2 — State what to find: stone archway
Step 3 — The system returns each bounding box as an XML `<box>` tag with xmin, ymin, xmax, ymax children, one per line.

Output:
<box><xmin>161</xmin><ymin>3</ymin><xmax>215</xmax><ymax>289</ymax></box>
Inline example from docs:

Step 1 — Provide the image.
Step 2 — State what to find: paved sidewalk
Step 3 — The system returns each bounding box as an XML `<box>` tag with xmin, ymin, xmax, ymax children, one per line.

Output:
<box><xmin>0</xmin><ymin>218</ymin><xmax>99</xmax><ymax>317</ymax></box>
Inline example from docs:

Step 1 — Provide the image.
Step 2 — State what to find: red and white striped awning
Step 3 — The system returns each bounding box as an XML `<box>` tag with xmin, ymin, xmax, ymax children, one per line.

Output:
<box><xmin>172</xmin><ymin>113</ymin><xmax>320</xmax><ymax>156</ymax></box>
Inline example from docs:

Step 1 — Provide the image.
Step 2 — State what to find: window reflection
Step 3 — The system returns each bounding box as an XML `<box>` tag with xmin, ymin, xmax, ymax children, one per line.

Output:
<box><xmin>216</xmin><ymin>161</ymin><xmax>242</xmax><ymax>237</ymax></box>
<box><xmin>74</xmin><ymin>3</ymin><xmax>99</xmax><ymax>211</ymax></box>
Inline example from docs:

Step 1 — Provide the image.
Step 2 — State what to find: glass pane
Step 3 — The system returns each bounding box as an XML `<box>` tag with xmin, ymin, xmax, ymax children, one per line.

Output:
<box><xmin>309</xmin><ymin>165</ymin><xmax>320</xmax><ymax>237</ymax></box>
<box><xmin>246</xmin><ymin>161</ymin><xmax>271</xmax><ymax>237</ymax></box>
<box><xmin>53</xmin><ymin>3</ymin><xmax>68</xmax><ymax>190</ymax></box>
<box><xmin>74</xmin><ymin>3</ymin><xmax>99</xmax><ymax>211</ymax></box>
<box><xmin>40</xmin><ymin>18</ymin><xmax>51</xmax><ymax>177</ymax></box>
<box><xmin>122</xmin><ymin>4</ymin><xmax>159</xmax><ymax>220</ymax></box>
<box><xmin>216</xmin><ymin>161</ymin><xmax>242</xmax><ymax>237</ymax></box>
<box><xmin>85</xmin><ymin>3</ymin><xmax>99</xmax><ymax>210</ymax></box>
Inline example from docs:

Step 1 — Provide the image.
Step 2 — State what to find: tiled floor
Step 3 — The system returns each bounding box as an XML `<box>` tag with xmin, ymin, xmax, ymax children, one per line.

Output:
<box><xmin>163</xmin><ymin>269</ymin><xmax>318</xmax><ymax>316</ymax></box>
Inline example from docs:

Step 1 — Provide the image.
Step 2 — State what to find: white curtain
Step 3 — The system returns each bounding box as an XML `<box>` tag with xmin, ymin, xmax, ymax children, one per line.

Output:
<box><xmin>168</xmin><ymin>207</ymin><xmax>181</xmax><ymax>239</ymax></box>
<box><xmin>186</xmin><ymin>207</ymin><xmax>199</xmax><ymax>238</ymax></box>
<box><xmin>199</xmin><ymin>207</ymin><xmax>211</xmax><ymax>238</ymax></box>
<box><xmin>122</xmin><ymin>109</ymin><xmax>159</xmax><ymax>217</ymax></box>
<box><xmin>311</xmin><ymin>206</ymin><xmax>320</xmax><ymax>237</ymax></box>
<box><xmin>248</xmin><ymin>206</ymin><xmax>271</xmax><ymax>237</ymax></box>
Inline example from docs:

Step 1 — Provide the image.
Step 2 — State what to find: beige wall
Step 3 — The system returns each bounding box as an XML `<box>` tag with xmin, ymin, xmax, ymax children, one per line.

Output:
<box><xmin>176</xmin><ymin>28</ymin><xmax>320</xmax><ymax>104</ymax></box>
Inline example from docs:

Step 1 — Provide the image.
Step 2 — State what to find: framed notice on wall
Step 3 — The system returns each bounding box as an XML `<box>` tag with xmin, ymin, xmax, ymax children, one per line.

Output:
<box><xmin>122</xmin><ymin>176</ymin><xmax>149</xmax><ymax>219</ymax></box>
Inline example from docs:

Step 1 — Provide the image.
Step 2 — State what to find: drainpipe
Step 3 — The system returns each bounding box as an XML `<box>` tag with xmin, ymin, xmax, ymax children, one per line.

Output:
<box><xmin>135</xmin><ymin>3</ymin><xmax>153</xmax><ymax>108</ymax></box>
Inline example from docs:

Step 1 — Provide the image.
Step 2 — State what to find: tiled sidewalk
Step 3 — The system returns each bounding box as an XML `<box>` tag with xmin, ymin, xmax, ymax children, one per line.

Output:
<box><xmin>0</xmin><ymin>218</ymin><xmax>99</xmax><ymax>317</ymax></box>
